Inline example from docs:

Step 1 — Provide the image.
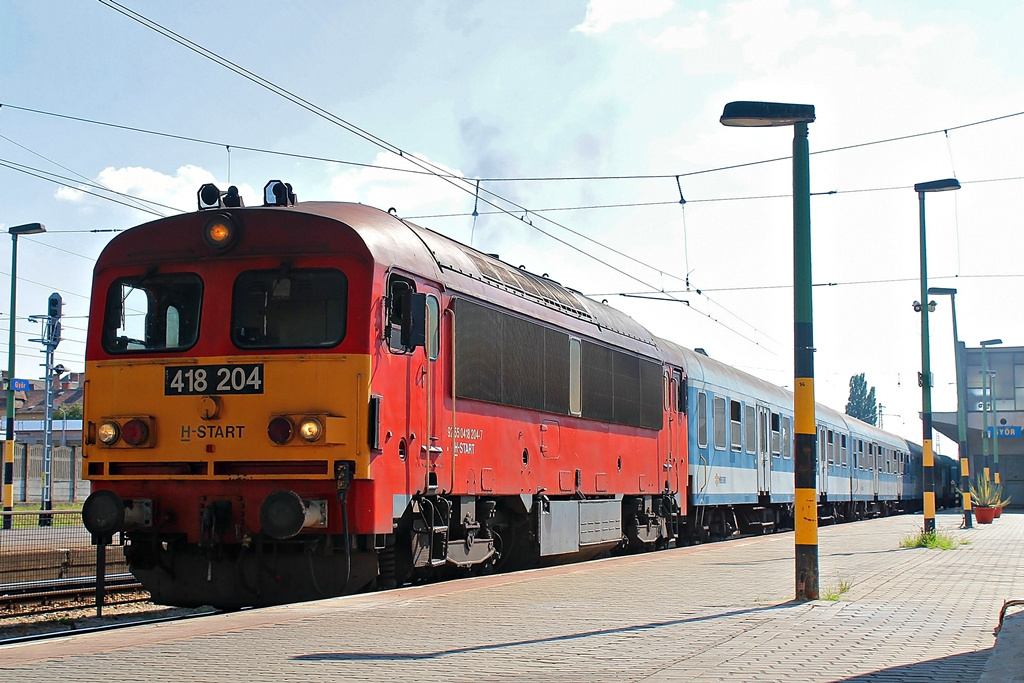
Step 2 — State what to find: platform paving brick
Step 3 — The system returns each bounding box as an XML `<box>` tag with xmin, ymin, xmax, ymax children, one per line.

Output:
<box><xmin>2</xmin><ymin>510</ymin><xmax>1022</xmax><ymax>682</ymax></box>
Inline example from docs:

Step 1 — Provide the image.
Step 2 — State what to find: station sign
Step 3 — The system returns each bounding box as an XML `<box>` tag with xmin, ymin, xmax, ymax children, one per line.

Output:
<box><xmin>987</xmin><ymin>425</ymin><xmax>1022</xmax><ymax>438</ymax></box>
<box><xmin>10</xmin><ymin>378</ymin><xmax>31</xmax><ymax>391</ymax></box>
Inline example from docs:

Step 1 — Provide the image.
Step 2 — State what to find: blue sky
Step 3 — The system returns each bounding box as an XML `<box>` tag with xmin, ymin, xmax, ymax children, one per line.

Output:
<box><xmin>3</xmin><ymin>0</ymin><xmax>1024</xmax><ymax>450</ymax></box>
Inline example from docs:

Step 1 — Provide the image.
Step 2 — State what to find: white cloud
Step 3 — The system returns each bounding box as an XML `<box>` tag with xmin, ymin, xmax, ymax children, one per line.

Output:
<box><xmin>56</xmin><ymin>165</ymin><xmax>259</xmax><ymax>216</ymax></box>
<box><xmin>574</xmin><ymin>0</ymin><xmax>674</xmax><ymax>35</ymax></box>
<box><xmin>55</xmin><ymin>186</ymin><xmax>86</xmax><ymax>202</ymax></box>
<box><xmin>646</xmin><ymin>14</ymin><xmax>712</xmax><ymax>50</ymax></box>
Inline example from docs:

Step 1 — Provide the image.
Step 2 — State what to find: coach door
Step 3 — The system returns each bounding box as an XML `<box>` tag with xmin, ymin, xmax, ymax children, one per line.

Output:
<box><xmin>665</xmin><ymin>369</ymin><xmax>686</xmax><ymax>494</ymax></box>
<box><xmin>756</xmin><ymin>404</ymin><xmax>771</xmax><ymax>495</ymax></box>
<box><xmin>386</xmin><ymin>274</ymin><xmax>443</xmax><ymax>494</ymax></box>
<box><xmin>422</xmin><ymin>291</ymin><xmax>443</xmax><ymax>493</ymax></box>
<box><xmin>818</xmin><ymin>425</ymin><xmax>828</xmax><ymax>497</ymax></box>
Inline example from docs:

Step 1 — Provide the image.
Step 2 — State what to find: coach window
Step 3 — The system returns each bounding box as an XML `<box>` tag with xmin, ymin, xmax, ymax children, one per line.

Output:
<box><xmin>781</xmin><ymin>416</ymin><xmax>792</xmax><ymax>459</ymax></box>
<box><xmin>744</xmin><ymin>405</ymin><xmax>756</xmax><ymax>454</ymax></box>
<box><xmin>770</xmin><ymin>413</ymin><xmax>781</xmax><ymax>456</ymax></box>
<box><xmin>840</xmin><ymin>434</ymin><xmax>848</xmax><ymax>467</ymax></box>
<box><xmin>827</xmin><ymin>430</ymin><xmax>835</xmax><ymax>465</ymax></box>
<box><xmin>103</xmin><ymin>273</ymin><xmax>202</xmax><ymax>354</ymax></box>
<box><xmin>696</xmin><ymin>391</ymin><xmax>708</xmax><ymax>448</ymax></box>
<box><xmin>232</xmin><ymin>268</ymin><xmax>346</xmax><ymax>349</ymax></box>
<box><xmin>730</xmin><ymin>400</ymin><xmax>742</xmax><ymax>451</ymax></box>
<box><xmin>713</xmin><ymin>396</ymin><xmax>727</xmax><ymax>450</ymax></box>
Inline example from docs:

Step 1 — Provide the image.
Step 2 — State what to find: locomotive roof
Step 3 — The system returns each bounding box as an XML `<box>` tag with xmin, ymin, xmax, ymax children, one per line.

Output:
<box><xmin>100</xmin><ymin>198</ymin><xmax>908</xmax><ymax>450</ymax></box>
<box><xmin>293</xmin><ymin>202</ymin><xmax>660</xmax><ymax>351</ymax></box>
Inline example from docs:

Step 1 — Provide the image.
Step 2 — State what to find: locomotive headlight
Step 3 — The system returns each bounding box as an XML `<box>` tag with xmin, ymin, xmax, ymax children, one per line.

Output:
<box><xmin>298</xmin><ymin>417</ymin><xmax>323</xmax><ymax>442</ymax></box>
<box><xmin>98</xmin><ymin>421</ymin><xmax>121</xmax><ymax>445</ymax></box>
<box><xmin>121</xmin><ymin>418</ymin><xmax>150</xmax><ymax>447</ymax></box>
<box><xmin>203</xmin><ymin>213</ymin><xmax>239</xmax><ymax>249</ymax></box>
<box><xmin>268</xmin><ymin>416</ymin><xmax>294</xmax><ymax>445</ymax></box>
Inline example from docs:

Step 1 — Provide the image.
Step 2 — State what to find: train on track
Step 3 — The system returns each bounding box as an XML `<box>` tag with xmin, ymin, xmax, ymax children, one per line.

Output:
<box><xmin>82</xmin><ymin>181</ymin><xmax>932</xmax><ymax>609</ymax></box>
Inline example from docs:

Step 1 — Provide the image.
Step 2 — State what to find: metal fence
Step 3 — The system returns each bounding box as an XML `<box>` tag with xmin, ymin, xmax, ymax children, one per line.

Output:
<box><xmin>0</xmin><ymin>510</ymin><xmax>131</xmax><ymax>596</ymax></box>
<box><xmin>4</xmin><ymin>444</ymin><xmax>90</xmax><ymax>504</ymax></box>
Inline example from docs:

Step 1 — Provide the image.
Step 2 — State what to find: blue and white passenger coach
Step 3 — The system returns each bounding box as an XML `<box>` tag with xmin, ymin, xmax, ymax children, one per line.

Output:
<box><xmin>671</xmin><ymin>345</ymin><xmax>919</xmax><ymax>541</ymax></box>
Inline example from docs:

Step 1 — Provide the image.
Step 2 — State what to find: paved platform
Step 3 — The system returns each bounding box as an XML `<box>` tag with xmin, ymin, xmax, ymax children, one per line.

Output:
<box><xmin>2</xmin><ymin>510</ymin><xmax>1022</xmax><ymax>682</ymax></box>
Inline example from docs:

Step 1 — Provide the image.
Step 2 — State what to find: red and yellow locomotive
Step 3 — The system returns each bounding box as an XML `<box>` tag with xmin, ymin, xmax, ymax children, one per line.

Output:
<box><xmin>81</xmin><ymin>182</ymin><xmax>688</xmax><ymax>608</ymax></box>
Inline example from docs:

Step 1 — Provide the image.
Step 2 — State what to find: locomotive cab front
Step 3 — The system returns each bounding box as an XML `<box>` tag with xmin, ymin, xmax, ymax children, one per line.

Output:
<box><xmin>82</xmin><ymin>186</ymin><xmax>386</xmax><ymax>607</ymax></box>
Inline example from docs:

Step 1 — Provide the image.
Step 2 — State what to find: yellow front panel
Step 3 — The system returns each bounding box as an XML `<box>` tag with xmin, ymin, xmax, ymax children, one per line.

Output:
<box><xmin>84</xmin><ymin>354</ymin><xmax>373</xmax><ymax>480</ymax></box>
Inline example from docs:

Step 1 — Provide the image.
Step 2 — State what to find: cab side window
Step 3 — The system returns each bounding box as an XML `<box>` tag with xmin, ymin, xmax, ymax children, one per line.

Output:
<box><xmin>386</xmin><ymin>274</ymin><xmax>416</xmax><ymax>353</ymax></box>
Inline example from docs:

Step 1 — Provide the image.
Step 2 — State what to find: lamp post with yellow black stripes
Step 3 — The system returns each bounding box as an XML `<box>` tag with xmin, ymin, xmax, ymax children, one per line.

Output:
<box><xmin>914</xmin><ymin>179</ymin><xmax>960</xmax><ymax>534</ymax></box>
<box><xmin>927</xmin><ymin>287</ymin><xmax>971</xmax><ymax>528</ymax></box>
<box><xmin>721</xmin><ymin>101</ymin><xmax>818</xmax><ymax>600</ymax></box>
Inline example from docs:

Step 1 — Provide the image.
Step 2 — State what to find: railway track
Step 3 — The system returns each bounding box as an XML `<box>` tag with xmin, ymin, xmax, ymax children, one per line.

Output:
<box><xmin>1</xmin><ymin>573</ymin><xmax>142</xmax><ymax>607</ymax></box>
<box><xmin>0</xmin><ymin>603</ymin><xmax>220</xmax><ymax>646</ymax></box>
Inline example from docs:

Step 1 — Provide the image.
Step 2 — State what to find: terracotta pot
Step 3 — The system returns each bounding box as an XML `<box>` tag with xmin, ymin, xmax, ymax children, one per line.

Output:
<box><xmin>975</xmin><ymin>506</ymin><xmax>996</xmax><ymax>524</ymax></box>
<box><xmin>994</xmin><ymin>507</ymin><xmax>1002</xmax><ymax>518</ymax></box>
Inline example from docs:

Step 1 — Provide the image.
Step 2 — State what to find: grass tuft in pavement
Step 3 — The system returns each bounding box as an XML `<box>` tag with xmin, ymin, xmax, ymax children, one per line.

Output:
<box><xmin>821</xmin><ymin>576</ymin><xmax>853</xmax><ymax>601</ymax></box>
<box><xmin>899</xmin><ymin>529</ymin><xmax>966</xmax><ymax>550</ymax></box>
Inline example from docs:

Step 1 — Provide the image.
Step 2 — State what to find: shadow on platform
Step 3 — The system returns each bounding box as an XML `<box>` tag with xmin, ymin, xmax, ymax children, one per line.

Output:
<box><xmin>293</xmin><ymin>602</ymin><xmax>797</xmax><ymax>662</ymax></box>
<box><xmin>838</xmin><ymin>648</ymin><xmax>990</xmax><ymax>683</ymax></box>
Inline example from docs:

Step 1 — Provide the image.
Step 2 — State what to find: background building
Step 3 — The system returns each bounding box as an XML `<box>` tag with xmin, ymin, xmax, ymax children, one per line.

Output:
<box><xmin>932</xmin><ymin>344</ymin><xmax>1023</xmax><ymax>507</ymax></box>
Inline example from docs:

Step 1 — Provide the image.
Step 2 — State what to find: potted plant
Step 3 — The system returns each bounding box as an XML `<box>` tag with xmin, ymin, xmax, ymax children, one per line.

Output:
<box><xmin>995</xmin><ymin>486</ymin><xmax>1012</xmax><ymax>518</ymax></box>
<box><xmin>969</xmin><ymin>478</ymin><xmax>1007</xmax><ymax>524</ymax></box>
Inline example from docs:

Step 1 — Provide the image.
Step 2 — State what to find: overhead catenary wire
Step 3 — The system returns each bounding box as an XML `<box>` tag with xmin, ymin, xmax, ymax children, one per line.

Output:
<box><xmin>4</xmin><ymin>101</ymin><xmax>1022</xmax><ymax>184</ymax></box>
<box><xmin>11</xmin><ymin>5</ymin><xmax>1024</xmax><ymax>356</ymax></box>
<box><xmin>91</xmin><ymin>0</ymin><xmax>719</xmax><ymax>340</ymax></box>
<box><xmin>4</xmin><ymin>95</ymin><xmax>1021</xmax><ymax>302</ymax></box>
<box><xmin>588</xmin><ymin>271</ymin><xmax>1024</xmax><ymax>298</ymax></box>
<box><xmin>5</xmin><ymin>102</ymin><xmax>1021</xmax><ymax>336</ymax></box>
<box><xmin>675</xmin><ymin>176</ymin><xmax>691</xmax><ymax>292</ymax></box>
<box><xmin>0</xmin><ymin>158</ymin><xmax>171</xmax><ymax>217</ymax></box>
<box><xmin>0</xmin><ymin>134</ymin><xmax>166</xmax><ymax>216</ymax></box>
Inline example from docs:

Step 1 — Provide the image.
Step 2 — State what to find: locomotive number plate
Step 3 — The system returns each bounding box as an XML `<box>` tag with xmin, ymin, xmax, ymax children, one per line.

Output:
<box><xmin>165</xmin><ymin>364</ymin><xmax>264</xmax><ymax>395</ymax></box>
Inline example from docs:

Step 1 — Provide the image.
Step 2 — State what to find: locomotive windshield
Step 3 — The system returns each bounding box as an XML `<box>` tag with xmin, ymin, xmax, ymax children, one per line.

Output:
<box><xmin>102</xmin><ymin>273</ymin><xmax>203</xmax><ymax>353</ymax></box>
<box><xmin>231</xmin><ymin>268</ymin><xmax>347</xmax><ymax>349</ymax></box>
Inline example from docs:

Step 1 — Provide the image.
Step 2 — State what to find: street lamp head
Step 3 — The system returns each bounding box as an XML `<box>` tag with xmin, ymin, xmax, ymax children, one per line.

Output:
<box><xmin>927</xmin><ymin>287</ymin><xmax>957</xmax><ymax>296</ymax></box>
<box><xmin>8</xmin><ymin>223</ymin><xmax>46</xmax><ymax>236</ymax></box>
<box><xmin>980</xmin><ymin>339</ymin><xmax>1003</xmax><ymax>347</ymax></box>
<box><xmin>913</xmin><ymin>178</ymin><xmax>960</xmax><ymax>193</ymax></box>
<box><xmin>720</xmin><ymin>101</ymin><xmax>815</xmax><ymax>127</ymax></box>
